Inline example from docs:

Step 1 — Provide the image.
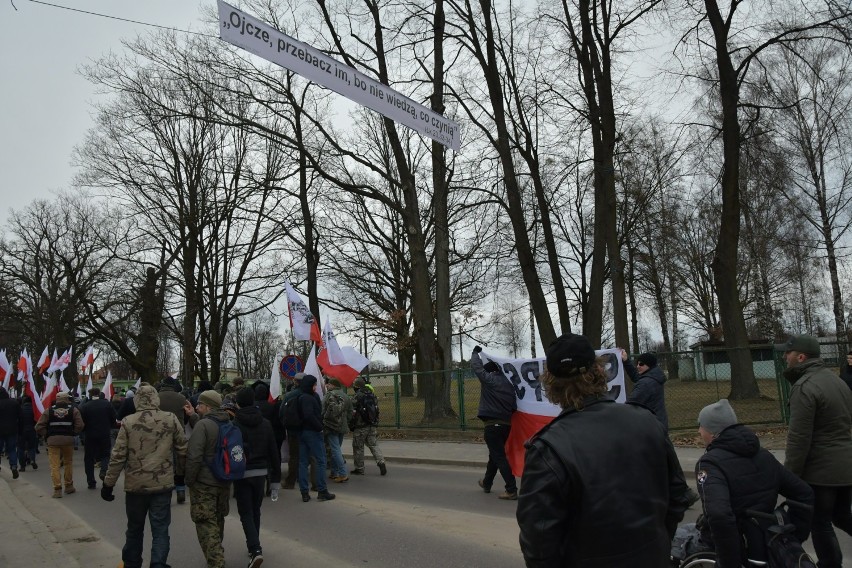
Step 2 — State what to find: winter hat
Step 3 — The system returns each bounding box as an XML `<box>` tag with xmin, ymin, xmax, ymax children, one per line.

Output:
<box><xmin>353</xmin><ymin>377</ymin><xmax>366</xmax><ymax>389</ymax></box>
<box><xmin>546</xmin><ymin>333</ymin><xmax>597</xmax><ymax>375</ymax></box>
<box><xmin>235</xmin><ymin>387</ymin><xmax>255</xmax><ymax>408</ymax></box>
<box><xmin>198</xmin><ymin>390</ymin><xmax>222</xmax><ymax>410</ymax></box>
<box><xmin>300</xmin><ymin>374</ymin><xmax>318</xmax><ymax>393</ymax></box>
<box><xmin>293</xmin><ymin>372</ymin><xmax>305</xmax><ymax>382</ymax></box>
<box><xmin>483</xmin><ymin>361</ymin><xmax>500</xmax><ymax>373</ymax></box>
<box><xmin>56</xmin><ymin>391</ymin><xmax>72</xmax><ymax>403</ymax></box>
<box><xmin>636</xmin><ymin>353</ymin><xmax>658</xmax><ymax>368</ymax></box>
<box><xmin>220</xmin><ymin>399</ymin><xmax>238</xmax><ymax>414</ymax></box>
<box><xmin>698</xmin><ymin>399</ymin><xmax>738</xmax><ymax>435</ymax></box>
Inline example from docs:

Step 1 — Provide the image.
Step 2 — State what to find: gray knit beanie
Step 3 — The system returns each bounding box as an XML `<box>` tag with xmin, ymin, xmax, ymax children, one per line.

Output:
<box><xmin>698</xmin><ymin>399</ymin><xmax>738</xmax><ymax>435</ymax></box>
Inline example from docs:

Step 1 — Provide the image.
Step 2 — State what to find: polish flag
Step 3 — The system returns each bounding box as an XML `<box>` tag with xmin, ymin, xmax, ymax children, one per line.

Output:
<box><xmin>24</xmin><ymin>371</ymin><xmax>45</xmax><ymax>420</ymax></box>
<box><xmin>481</xmin><ymin>349</ymin><xmax>626</xmax><ymax>476</ymax></box>
<box><xmin>303</xmin><ymin>345</ymin><xmax>325</xmax><ymax>400</ymax></box>
<box><xmin>103</xmin><ymin>371</ymin><xmax>115</xmax><ymax>401</ymax></box>
<box><xmin>37</xmin><ymin>346</ymin><xmax>50</xmax><ymax>375</ymax></box>
<box><xmin>80</xmin><ymin>346</ymin><xmax>95</xmax><ymax>372</ymax></box>
<box><xmin>85</xmin><ymin>374</ymin><xmax>94</xmax><ymax>397</ymax></box>
<box><xmin>317</xmin><ymin>344</ymin><xmax>370</xmax><ymax>387</ymax></box>
<box><xmin>41</xmin><ymin>375</ymin><xmax>58</xmax><ymax>409</ymax></box>
<box><xmin>18</xmin><ymin>348</ymin><xmax>30</xmax><ymax>378</ymax></box>
<box><xmin>132</xmin><ymin>377</ymin><xmax>141</xmax><ymax>390</ymax></box>
<box><xmin>0</xmin><ymin>350</ymin><xmax>10</xmax><ymax>390</ymax></box>
<box><xmin>59</xmin><ymin>375</ymin><xmax>71</xmax><ymax>393</ymax></box>
<box><xmin>46</xmin><ymin>349</ymin><xmax>59</xmax><ymax>374</ymax></box>
<box><xmin>268</xmin><ymin>353</ymin><xmax>282</xmax><ymax>403</ymax></box>
<box><xmin>285</xmin><ymin>280</ymin><xmax>322</xmax><ymax>343</ymax></box>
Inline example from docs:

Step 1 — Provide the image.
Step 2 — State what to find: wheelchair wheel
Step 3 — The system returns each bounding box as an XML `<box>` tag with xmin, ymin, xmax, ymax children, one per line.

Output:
<box><xmin>679</xmin><ymin>551</ymin><xmax>716</xmax><ymax>568</ymax></box>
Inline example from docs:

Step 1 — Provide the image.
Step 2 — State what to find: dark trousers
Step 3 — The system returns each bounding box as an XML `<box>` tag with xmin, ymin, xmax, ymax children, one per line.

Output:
<box><xmin>84</xmin><ymin>436</ymin><xmax>111</xmax><ymax>485</ymax></box>
<box><xmin>482</xmin><ymin>423</ymin><xmax>516</xmax><ymax>493</ymax></box>
<box><xmin>810</xmin><ymin>484</ymin><xmax>852</xmax><ymax>568</ymax></box>
<box><xmin>124</xmin><ymin>491</ymin><xmax>172</xmax><ymax>568</ymax></box>
<box><xmin>234</xmin><ymin>476</ymin><xmax>266</xmax><ymax>554</ymax></box>
<box><xmin>18</xmin><ymin>430</ymin><xmax>37</xmax><ymax>466</ymax></box>
<box><xmin>1</xmin><ymin>434</ymin><xmax>18</xmax><ymax>468</ymax></box>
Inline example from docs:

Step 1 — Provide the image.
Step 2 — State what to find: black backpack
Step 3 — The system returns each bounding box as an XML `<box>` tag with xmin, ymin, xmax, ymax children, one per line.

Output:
<box><xmin>358</xmin><ymin>392</ymin><xmax>379</xmax><ymax>426</ymax></box>
<box><xmin>280</xmin><ymin>393</ymin><xmax>303</xmax><ymax>428</ymax></box>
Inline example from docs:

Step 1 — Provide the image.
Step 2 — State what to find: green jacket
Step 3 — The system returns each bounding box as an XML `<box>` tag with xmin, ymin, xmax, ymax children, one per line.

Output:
<box><xmin>186</xmin><ymin>409</ymin><xmax>232</xmax><ymax>488</ymax></box>
<box><xmin>322</xmin><ymin>387</ymin><xmax>353</xmax><ymax>434</ymax></box>
<box><xmin>104</xmin><ymin>385</ymin><xmax>187</xmax><ymax>493</ymax></box>
<box><xmin>785</xmin><ymin>358</ymin><xmax>852</xmax><ymax>485</ymax></box>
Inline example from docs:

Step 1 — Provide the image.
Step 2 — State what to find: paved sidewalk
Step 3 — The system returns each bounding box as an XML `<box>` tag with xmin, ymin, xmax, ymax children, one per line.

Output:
<box><xmin>0</xmin><ymin>439</ymin><xmax>787</xmax><ymax>567</ymax></box>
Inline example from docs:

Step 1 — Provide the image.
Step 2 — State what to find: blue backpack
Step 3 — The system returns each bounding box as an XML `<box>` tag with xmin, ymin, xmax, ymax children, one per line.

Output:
<box><xmin>206</xmin><ymin>417</ymin><xmax>246</xmax><ymax>481</ymax></box>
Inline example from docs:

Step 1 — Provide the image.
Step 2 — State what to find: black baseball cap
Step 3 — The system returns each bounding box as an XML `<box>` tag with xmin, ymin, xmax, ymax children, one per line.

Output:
<box><xmin>546</xmin><ymin>333</ymin><xmax>596</xmax><ymax>375</ymax></box>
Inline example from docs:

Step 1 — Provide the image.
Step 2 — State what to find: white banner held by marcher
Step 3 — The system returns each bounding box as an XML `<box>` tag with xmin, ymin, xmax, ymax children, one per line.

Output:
<box><xmin>217</xmin><ymin>1</ymin><xmax>461</xmax><ymax>151</ymax></box>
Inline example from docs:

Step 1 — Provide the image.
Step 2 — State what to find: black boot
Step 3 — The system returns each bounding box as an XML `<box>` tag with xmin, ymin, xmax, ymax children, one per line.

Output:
<box><xmin>301</xmin><ymin>492</ymin><xmax>311</xmax><ymax>502</ymax></box>
<box><xmin>317</xmin><ymin>490</ymin><xmax>336</xmax><ymax>502</ymax></box>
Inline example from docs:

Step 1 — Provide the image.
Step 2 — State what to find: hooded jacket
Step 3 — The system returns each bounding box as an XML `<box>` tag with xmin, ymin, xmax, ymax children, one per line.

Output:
<box><xmin>471</xmin><ymin>352</ymin><xmax>516</xmax><ymax>423</ymax></box>
<box><xmin>696</xmin><ymin>424</ymin><xmax>813</xmax><ymax>568</ymax></box>
<box><xmin>784</xmin><ymin>358</ymin><xmax>852</xmax><ymax>485</ymax></box>
<box><xmin>517</xmin><ymin>398</ymin><xmax>690</xmax><ymax>568</ymax></box>
<box><xmin>104</xmin><ymin>384</ymin><xmax>187</xmax><ymax>494</ymax></box>
<box><xmin>234</xmin><ymin>405</ymin><xmax>281</xmax><ymax>484</ymax></box>
<box><xmin>18</xmin><ymin>396</ymin><xmax>36</xmax><ymax>434</ymax></box>
<box><xmin>297</xmin><ymin>376</ymin><xmax>324</xmax><ymax>432</ymax></box>
<box><xmin>79</xmin><ymin>397</ymin><xmax>117</xmax><ymax>439</ymax></box>
<box><xmin>322</xmin><ymin>385</ymin><xmax>353</xmax><ymax>434</ymax></box>
<box><xmin>623</xmin><ymin>360</ymin><xmax>669</xmax><ymax>431</ymax></box>
<box><xmin>186</xmin><ymin>407</ymin><xmax>233</xmax><ymax>488</ymax></box>
<box><xmin>0</xmin><ymin>388</ymin><xmax>20</xmax><ymax>437</ymax></box>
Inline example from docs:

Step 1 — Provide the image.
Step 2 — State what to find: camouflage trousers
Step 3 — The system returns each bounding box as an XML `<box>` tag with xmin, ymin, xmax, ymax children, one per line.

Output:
<box><xmin>189</xmin><ymin>484</ymin><xmax>230</xmax><ymax>568</ymax></box>
<box><xmin>352</xmin><ymin>426</ymin><xmax>384</xmax><ymax>471</ymax></box>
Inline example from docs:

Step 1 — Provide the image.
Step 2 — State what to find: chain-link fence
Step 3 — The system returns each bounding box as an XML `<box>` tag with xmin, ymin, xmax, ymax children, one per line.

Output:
<box><xmin>365</xmin><ymin>340</ymin><xmax>850</xmax><ymax>432</ymax></box>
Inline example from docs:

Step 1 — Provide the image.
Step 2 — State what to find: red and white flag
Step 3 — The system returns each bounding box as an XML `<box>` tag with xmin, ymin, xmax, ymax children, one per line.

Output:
<box><xmin>268</xmin><ymin>353</ymin><xmax>282</xmax><ymax>403</ymax></box>
<box><xmin>37</xmin><ymin>346</ymin><xmax>50</xmax><ymax>375</ymax></box>
<box><xmin>24</xmin><ymin>371</ymin><xmax>45</xmax><ymax>420</ymax></box>
<box><xmin>80</xmin><ymin>346</ymin><xmax>95</xmax><ymax>372</ymax></box>
<box><xmin>103</xmin><ymin>371</ymin><xmax>115</xmax><ymax>401</ymax></box>
<box><xmin>320</xmin><ymin>320</ymin><xmax>346</xmax><ymax>366</ymax></box>
<box><xmin>86</xmin><ymin>374</ymin><xmax>94</xmax><ymax>397</ymax></box>
<box><xmin>56</xmin><ymin>348</ymin><xmax>72</xmax><ymax>372</ymax></box>
<box><xmin>46</xmin><ymin>349</ymin><xmax>59</xmax><ymax>374</ymax></box>
<box><xmin>59</xmin><ymin>375</ymin><xmax>71</xmax><ymax>393</ymax></box>
<box><xmin>317</xmin><ymin>338</ymin><xmax>370</xmax><ymax>387</ymax></box>
<box><xmin>41</xmin><ymin>375</ymin><xmax>58</xmax><ymax>409</ymax></box>
<box><xmin>480</xmin><ymin>349</ymin><xmax>625</xmax><ymax>476</ymax></box>
<box><xmin>132</xmin><ymin>377</ymin><xmax>141</xmax><ymax>391</ymax></box>
<box><xmin>285</xmin><ymin>280</ymin><xmax>322</xmax><ymax>343</ymax></box>
<box><xmin>18</xmin><ymin>348</ymin><xmax>30</xmax><ymax>378</ymax></box>
<box><xmin>0</xmin><ymin>350</ymin><xmax>10</xmax><ymax>391</ymax></box>
<box><xmin>303</xmin><ymin>345</ymin><xmax>325</xmax><ymax>400</ymax></box>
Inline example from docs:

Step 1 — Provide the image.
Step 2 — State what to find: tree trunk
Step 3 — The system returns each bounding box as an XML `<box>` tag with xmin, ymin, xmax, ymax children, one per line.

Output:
<box><xmin>706</xmin><ymin>0</ymin><xmax>759</xmax><ymax>399</ymax></box>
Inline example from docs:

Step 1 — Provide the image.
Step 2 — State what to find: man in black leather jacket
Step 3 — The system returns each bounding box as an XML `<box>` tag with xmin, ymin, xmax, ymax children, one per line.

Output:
<box><xmin>517</xmin><ymin>333</ymin><xmax>690</xmax><ymax>568</ymax></box>
<box><xmin>693</xmin><ymin>399</ymin><xmax>813</xmax><ymax>568</ymax></box>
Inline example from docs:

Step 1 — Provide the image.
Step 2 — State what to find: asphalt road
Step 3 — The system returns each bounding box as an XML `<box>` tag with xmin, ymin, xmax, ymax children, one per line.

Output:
<box><xmin>12</xmin><ymin>451</ymin><xmax>852</xmax><ymax>567</ymax></box>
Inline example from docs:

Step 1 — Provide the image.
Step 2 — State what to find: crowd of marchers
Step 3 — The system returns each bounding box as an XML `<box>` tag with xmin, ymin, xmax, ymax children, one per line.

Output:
<box><xmin>0</xmin><ymin>371</ymin><xmax>386</xmax><ymax>568</ymax></box>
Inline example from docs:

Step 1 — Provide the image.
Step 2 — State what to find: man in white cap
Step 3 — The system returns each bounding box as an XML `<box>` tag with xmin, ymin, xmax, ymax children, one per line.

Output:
<box><xmin>692</xmin><ymin>399</ymin><xmax>813</xmax><ymax>567</ymax></box>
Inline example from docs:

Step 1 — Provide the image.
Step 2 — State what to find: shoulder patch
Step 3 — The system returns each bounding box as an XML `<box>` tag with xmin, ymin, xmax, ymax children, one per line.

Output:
<box><xmin>696</xmin><ymin>470</ymin><xmax>708</xmax><ymax>485</ymax></box>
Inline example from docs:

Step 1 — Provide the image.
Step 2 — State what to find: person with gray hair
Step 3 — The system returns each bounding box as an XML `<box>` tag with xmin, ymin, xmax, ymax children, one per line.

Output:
<box><xmin>688</xmin><ymin>399</ymin><xmax>813</xmax><ymax>567</ymax></box>
<box><xmin>780</xmin><ymin>334</ymin><xmax>852</xmax><ymax>568</ymax></box>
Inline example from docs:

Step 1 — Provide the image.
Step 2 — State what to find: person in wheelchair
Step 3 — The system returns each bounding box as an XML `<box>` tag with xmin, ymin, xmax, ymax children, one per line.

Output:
<box><xmin>687</xmin><ymin>399</ymin><xmax>814</xmax><ymax>567</ymax></box>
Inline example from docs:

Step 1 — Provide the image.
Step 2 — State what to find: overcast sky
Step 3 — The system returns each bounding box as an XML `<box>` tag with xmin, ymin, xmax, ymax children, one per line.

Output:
<box><xmin>1</xmin><ymin>1</ymin><xmax>208</xmax><ymax>223</ymax></box>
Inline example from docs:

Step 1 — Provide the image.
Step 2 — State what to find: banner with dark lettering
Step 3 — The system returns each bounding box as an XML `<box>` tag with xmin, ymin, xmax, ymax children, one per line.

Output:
<box><xmin>481</xmin><ymin>349</ymin><xmax>625</xmax><ymax>476</ymax></box>
<box><xmin>217</xmin><ymin>1</ymin><xmax>461</xmax><ymax>151</ymax></box>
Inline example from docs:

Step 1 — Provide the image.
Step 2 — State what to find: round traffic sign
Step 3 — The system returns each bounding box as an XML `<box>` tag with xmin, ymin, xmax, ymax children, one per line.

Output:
<box><xmin>280</xmin><ymin>354</ymin><xmax>304</xmax><ymax>378</ymax></box>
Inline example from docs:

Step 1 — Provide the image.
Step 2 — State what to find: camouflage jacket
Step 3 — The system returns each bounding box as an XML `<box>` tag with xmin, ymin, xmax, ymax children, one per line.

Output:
<box><xmin>322</xmin><ymin>387</ymin><xmax>353</xmax><ymax>434</ymax></box>
<box><xmin>104</xmin><ymin>385</ymin><xmax>187</xmax><ymax>494</ymax></box>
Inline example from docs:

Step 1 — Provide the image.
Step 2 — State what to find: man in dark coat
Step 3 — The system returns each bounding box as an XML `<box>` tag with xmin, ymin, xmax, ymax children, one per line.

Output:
<box><xmin>694</xmin><ymin>399</ymin><xmax>813</xmax><ymax>567</ymax></box>
<box><xmin>297</xmin><ymin>375</ymin><xmax>334</xmax><ymax>503</ymax></box>
<box><xmin>233</xmin><ymin>387</ymin><xmax>281</xmax><ymax>568</ymax></box>
<box><xmin>17</xmin><ymin>394</ymin><xmax>39</xmax><ymax>471</ymax></box>
<box><xmin>80</xmin><ymin>387</ymin><xmax>117</xmax><ymax>489</ymax></box>
<box><xmin>0</xmin><ymin>387</ymin><xmax>21</xmax><ymax>478</ymax></box>
<box><xmin>780</xmin><ymin>334</ymin><xmax>852</xmax><ymax>568</ymax></box>
<box><xmin>621</xmin><ymin>350</ymin><xmax>669</xmax><ymax>431</ymax></box>
<box><xmin>471</xmin><ymin>346</ymin><xmax>517</xmax><ymax>499</ymax></box>
<box><xmin>517</xmin><ymin>334</ymin><xmax>690</xmax><ymax>568</ymax></box>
